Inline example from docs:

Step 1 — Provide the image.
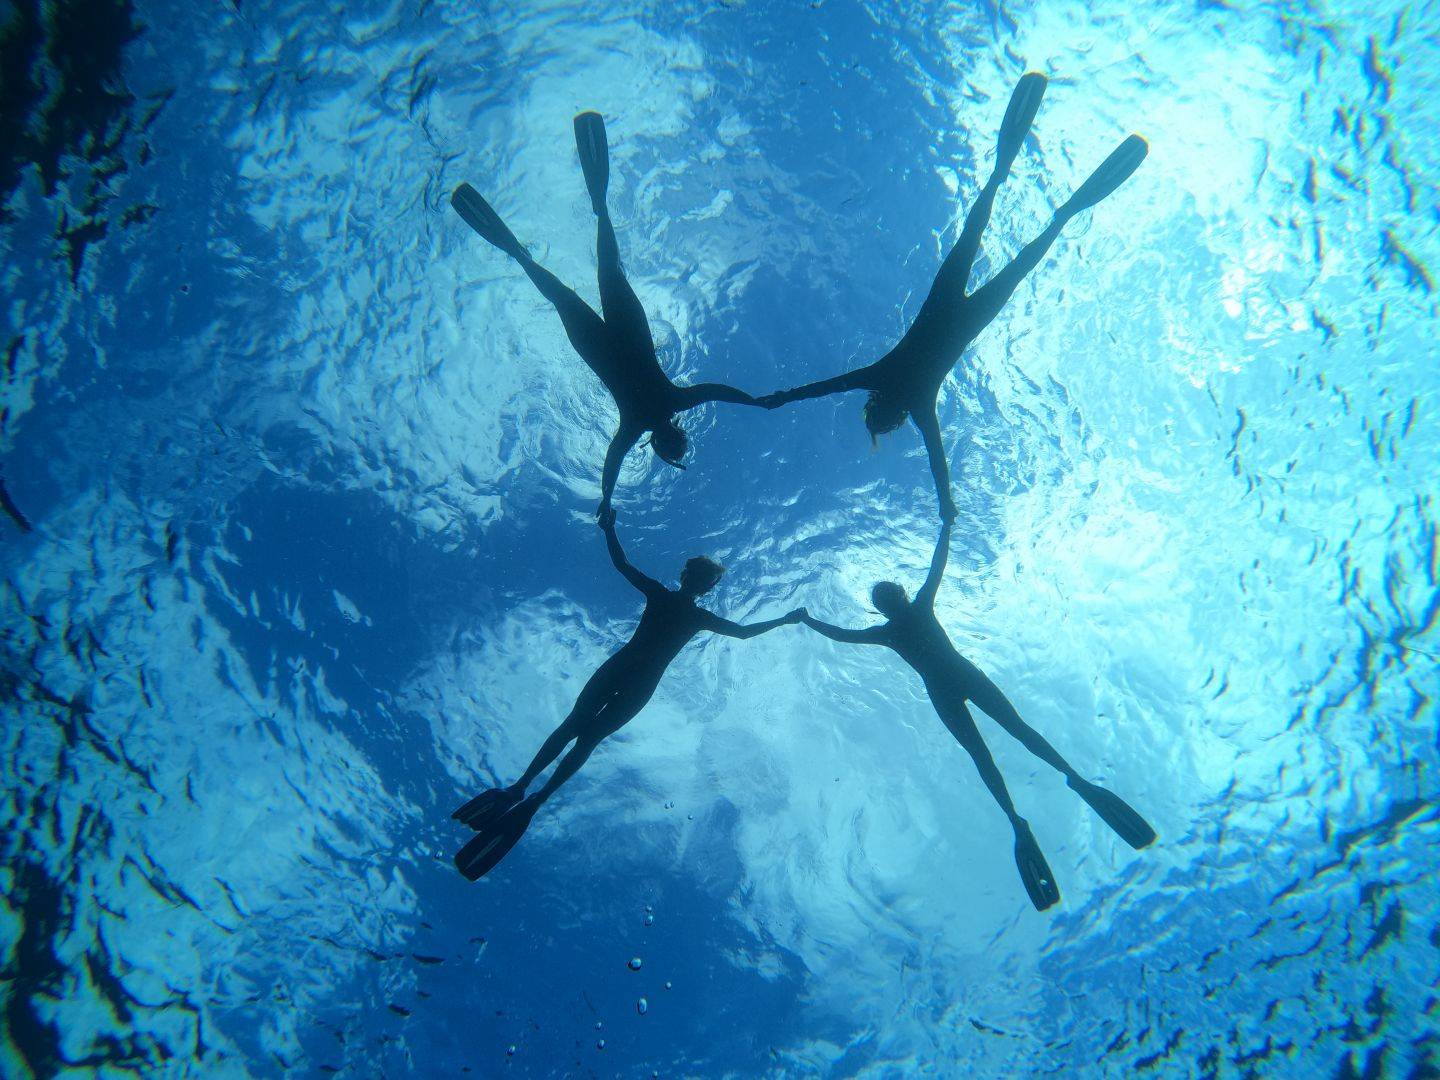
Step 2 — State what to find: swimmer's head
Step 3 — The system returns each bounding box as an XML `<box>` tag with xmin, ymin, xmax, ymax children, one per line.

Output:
<box><xmin>649</xmin><ymin>419</ymin><xmax>689</xmax><ymax>468</ymax></box>
<box><xmin>871</xmin><ymin>580</ymin><xmax>909</xmax><ymax>619</ymax></box>
<box><xmin>680</xmin><ymin>556</ymin><xmax>725</xmax><ymax>596</ymax></box>
<box><xmin>863</xmin><ymin>392</ymin><xmax>908</xmax><ymax>444</ymax></box>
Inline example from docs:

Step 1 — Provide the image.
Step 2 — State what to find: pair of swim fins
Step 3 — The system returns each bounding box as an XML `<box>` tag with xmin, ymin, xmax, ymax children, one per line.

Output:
<box><xmin>1012</xmin><ymin>777</ymin><xmax>1156</xmax><ymax>912</ymax></box>
<box><xmin>993</xmin><ymin>71</ymin><xmax>1148</xmax><ymax>217</ymax></box>
<box><xmin>451</xmin><ymin>111</ymin><xmax>611</xmax><ymax>252</ymax></box>
<box><xmin>453</xmin><ymin>788</ymin><xmax>537</xmax><ymax>881</ymax></box>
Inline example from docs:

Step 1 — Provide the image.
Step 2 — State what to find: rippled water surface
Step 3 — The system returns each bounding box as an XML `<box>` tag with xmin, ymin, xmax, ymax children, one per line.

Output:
<box><xmin>2</xmin><ymin>0</ymin><xmax>1437</xmax><ymax>1076</ymax></box>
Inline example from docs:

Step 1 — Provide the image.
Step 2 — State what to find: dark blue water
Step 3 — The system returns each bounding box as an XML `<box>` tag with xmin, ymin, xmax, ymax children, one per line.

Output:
<box><xmin>2</xmin><ymin>0</ymin><xmax>1437</xmax><ymax>1076</ymax></box>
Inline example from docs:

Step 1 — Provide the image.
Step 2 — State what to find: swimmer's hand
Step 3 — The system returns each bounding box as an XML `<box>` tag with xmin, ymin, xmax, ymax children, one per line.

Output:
<box><xmin>597</xmin><ymin>502</ymin><xmax>616</xmax><ymax>528</ymax></box>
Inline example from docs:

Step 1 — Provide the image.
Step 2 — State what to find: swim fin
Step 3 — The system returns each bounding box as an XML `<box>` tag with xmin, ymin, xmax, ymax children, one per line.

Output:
<box><xmin>1068</xmin><ymin>777</ymin><xmax>1157</xmax><ymax>850</ymax></box>
<box><xmin>451</xmin><ymin>786</ymin><xmax>522</xmax><ymax>832</ymax></box>
<box><xmin>1059</xmin><ymin>134</ymin><xmax>1148</xmax><ymax>219</ymax></box>
<box><xmin>1013</xmin><ymin>820</ymin><xmax>1061</xmax><ymax>911</ymax></box>
<box><xmin>451</xmin><ymin>183</ymin><xmax>525</xmax><ymax>257</ymax></box>
<box><xmin>994</xmin><ymin>72</ymin><xmax>1048</xmax><ymax>181</ymax></box>
<box><xmin>454</xmin><ymin>798</ymin><xmax>540</xmax><ymax>881</ymax></box>
<box><xmin>573</xmin><ymin>111</ymin><xmax>609</xmax><ymax>212</ymax></box>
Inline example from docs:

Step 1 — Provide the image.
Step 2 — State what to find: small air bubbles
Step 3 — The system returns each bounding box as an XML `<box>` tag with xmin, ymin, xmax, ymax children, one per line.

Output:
<box><xmin>506</xmin><ymin>1045</ymin><xmax>516</xmax><ymax>1057</ymax></box>
<box><xmin>596</xmin><ymin>1038</ymin><xmax>606</xmax><ymax>1050</ymax></box>
<box><xmin>637</xmin><ymin>997</ymin><xmax>649</xmax><ymax>1015</ymax></box>
<box><xmin>665</xmin><ymin>981</ymin><xmax>673</xmax><ymax>990</ymax></box>
<box><xmin>628</xmin><ymin>956</ymin><xmax>643</xmax><ymax>971</ymax></box>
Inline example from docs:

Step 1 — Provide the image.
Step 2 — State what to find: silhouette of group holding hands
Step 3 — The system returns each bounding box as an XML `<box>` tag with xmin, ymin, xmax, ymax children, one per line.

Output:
<box><xmin>448</xmin><ymin>74</ymin><xmax>1155</xmax><ymax>911</ymax></box>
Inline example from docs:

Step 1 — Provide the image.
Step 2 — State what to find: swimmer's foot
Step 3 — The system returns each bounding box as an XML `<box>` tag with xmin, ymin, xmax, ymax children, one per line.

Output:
<box><xmin>452</xmin><ymin>183</ymin><xmax>525</xmax><ymax>258</ymax></box>
<box><xmin>995</xmin><ymin>72</ymin><xmax>1048</xmax><ymax>181</ymax></box>
<box><xmin>1068</xmin><ymin>776</ymin><xmax>1157</xmax><ymax>850</ymax></box>
<box><xmin>1058</xmin><ymin>134</ymin><xmax>1148</xmax><ymax>219</ymax></box>
<box><xmin>1013</xmin><ymin>819</ymin><xmax>1061</xmax><ymax>911</ymax></box>
<box><xmin>454</xmin><ymin>798</ymin><xmax>541</xmax><ymax>881</ymax></box>
<box><xmin>451</xmin><ymin>785</ymin><xmax>523</xmax><ymax>832</ymax></box>
<box><xmin>574</xmin><ymin>111</ymin><xmax>610</xmax><ymax>213</ymax></box>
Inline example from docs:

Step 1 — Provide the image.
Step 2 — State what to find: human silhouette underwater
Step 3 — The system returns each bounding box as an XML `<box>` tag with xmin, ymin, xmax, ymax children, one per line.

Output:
<box><xmin>452</xmin><ymin>111</ymin><xmax>766</xmax><ymax>519</ymax></box>
<box><xmin>761</xmin><ymin>72</ymin><xmax>1147</xmax><ymax>524</ymax></box>
<box><xmin>796</xmin><ymin>518</ymin><xmax>1156</xmax><ymax>911</ymax></box>
<box><xmin>448</xmin><ymin>73</ymin><xmax>1158</xmax><ymax>911</ymax></box>
<box><xmin>452</xmin><ymin>509</ymin><xmax>804</xmax><ymax>880</ymax></box>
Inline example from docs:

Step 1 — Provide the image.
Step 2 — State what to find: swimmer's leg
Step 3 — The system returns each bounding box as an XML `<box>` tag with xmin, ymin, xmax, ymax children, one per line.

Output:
<box><xmin>962</xmin><ymin>661</ymin><xmax>1080</xmax><ymax>780</ymax></box>
<box><xmin>959</xmin><ymin>216</ymin><xmax>1066</xmax><ymax>332</ymax></box>
<box><xmin>453</xmin><ymin>689</ymin><xmax>649</xmax><ymax>881</ymax></box>
<box><xmin>915</xmin><ymin>73</ymin><xmax>1049</xmax><ymax>321</ymax></box>
<box><xmin>575</xmin><ymin>112</ymin><xmax>655</xmax><ymax>355</ymax></box>
<box><xmin>935</xmin><ymin>698</ymin><xmax>1060</xmax><ymax>911</ymax></box>
<box><xmin>453</xmin><ymin>658</ymin><xmax>622</xmax><ymax>830</ymax></box>
<box><xmin>525</xmin><ymin>677</ymin><xmax>655</xmax><ymax>809</ymax></box>
<box><xmin>951</xmin><ymin>133</ymin><xmax>1147</xmax><ymax>334</ymax></box>
<box><xmin>454</xmin><ymin>734</ymin><xmax>602</xmax><ymax>881</ymax></box>
<box><xmin>964</xmin><ymin>662</ymin><xmax>1156</xmax><ymax>850</ymax></box>
<box><xmin>451</xmin><ymin>182</ymin><xmax>612</xmax><ymax>363</ymax></box>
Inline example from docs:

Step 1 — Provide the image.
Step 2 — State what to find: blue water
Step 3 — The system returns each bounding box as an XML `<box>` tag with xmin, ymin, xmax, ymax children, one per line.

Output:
<box><xmin>2</xmin><ymin>0</ymin><xmax>1437</xmax><ymax>1076</ymax></box>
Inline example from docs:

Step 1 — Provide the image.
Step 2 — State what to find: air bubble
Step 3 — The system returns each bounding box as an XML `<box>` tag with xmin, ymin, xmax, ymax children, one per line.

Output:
<box><xmin>596</xmin><ymin>1038</ymin><xmax>606</xmax><ymax>1050</ymax></box>
<box><xmin>506</xmin><ymin>1045</ymin><xmax>516</xmax><ymax>1056</ymax></box>
<box><xmin>628</xmin><ymin>957</ymin><xmax>643</xmax><ymax>971</ymax></box>
<box><xmin>637</xmin><ymin>997</ymin><xmax>648</xmax><ymax>1015</ymax></box>
<box><xmin>643</xmin><ymin>913</ymin><xmax>654</xmax><ymax>926</ymax></box>
<box><xmin>664</xmin><ymin>981</ymin><xmax>672</xmax><ymax>990</ymax></box>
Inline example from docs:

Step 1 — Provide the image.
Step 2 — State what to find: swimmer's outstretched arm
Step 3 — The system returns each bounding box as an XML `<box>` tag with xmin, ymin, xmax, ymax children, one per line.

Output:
<box><xmin>673</xmin><ymin>382</ymin><xmax>763</xmax><ymax>410</ymax></box>
<box><xmin>598</xmin><ymin>423</ymin><xmax>645</xmax><ymax>518</ymax></box>
<box><xmin>916</xmin><ymin>518</ymin><xmax>954</xmax><ymax>609</ymax></box>
<box><xmin>761</xmin><ymin>366</ymin><xmax>874</xmax><ymax>408</ymax></box>
<box><xmin>800</xmin><ymin>613</ymin><xmax>889</xmax><ymax>646</ymax></box>
<box><xmin>600</xmin><ymin>510</ymin><xmax>663</xmax><ymax>596</ymax></box>
<box><xmin>912</xmin><ymin>406</ymin><xmax>957</xmax><ymax>523</ymax></box>
<box><xmin>703</xmin><ymin>608</ymin><xmax>806</xmax><ymax>639</ymax></box>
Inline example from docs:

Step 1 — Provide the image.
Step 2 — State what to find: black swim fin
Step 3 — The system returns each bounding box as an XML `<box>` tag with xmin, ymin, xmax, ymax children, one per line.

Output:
<box><xmin>573</xmin><ymin>111</ymin><xmax>609</xmax><ymax>212</ymax></box>
<box><xmin>451</xmin><ymin>183</ymin><xmax>524</xmax><ymax>257</ymax></box>
<box><xmin>994</xmin><ymin>72</ymin><xmax>1048</xmax><ymax>181</ymax></box>
<box><xmin>454</xmin><ymin>799</ymin><xmax>540</xmax><ymax>881</ymax></box>
<box><xmin>1059</xmin><ymin>134</ymin><xmax>1148</xmax><ymax>218</ymax></box>
<box><xmin>451</xmin><ymin>786</ymin><xmax>522</xmax><ymax>832</ymax></box>
<box><xmin>1013</xmin><ymin>820</ymin><xmax>1061</xmax><ymax>911</ymax></box>
<box><xmin>1069</xmin><ymin>777</ymin><xmax>1157</xmax><ymax>850</ymax></box>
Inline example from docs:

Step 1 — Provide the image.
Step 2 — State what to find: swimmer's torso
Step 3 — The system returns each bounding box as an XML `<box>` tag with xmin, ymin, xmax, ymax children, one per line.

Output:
<box><xmin>883</xmin><ymin>605</ymin><xmax>978</xmax><ymax>700</ymax></box>
<box><xmin>595</xmin><ymin>337</ymin><xmax>676</xmax><ymax>421</ymax></box>
<box><xmin>613</xmin><ymin>587</ymin><xmax>712</xmax><ymax>676</ymax></box>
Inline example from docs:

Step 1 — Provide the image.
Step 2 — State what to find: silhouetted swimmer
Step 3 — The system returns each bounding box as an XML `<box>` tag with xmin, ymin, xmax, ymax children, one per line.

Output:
<box><xmin>452</xmin><ymin>112</ymin><xmax>764</xmax><ymax>518</ymax></box>
<box><xmin>762</xmin><ymin>74</ymin><xmax>1148</xmax><ymax>522</ymax></box>
<box><xmin>798</xmin><ymin>519</ymin><xmax>1156</xmax><ymax>911</ymax></box>
<box><xmin>452</xmin><ymin>509</ymin><xmax>803</xmax><ymax>881</ymax></box>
